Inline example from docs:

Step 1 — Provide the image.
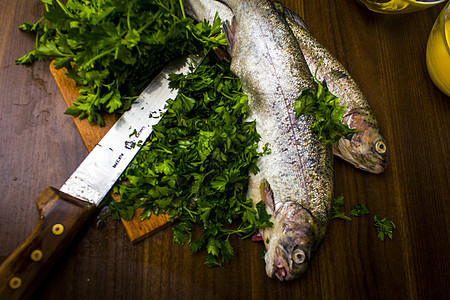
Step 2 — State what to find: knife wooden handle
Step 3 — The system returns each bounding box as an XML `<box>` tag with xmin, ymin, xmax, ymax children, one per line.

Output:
<box><xmin>0</xmin><ymin>187</ymin><xmax>96</xmax><ymax>300</ymax></box>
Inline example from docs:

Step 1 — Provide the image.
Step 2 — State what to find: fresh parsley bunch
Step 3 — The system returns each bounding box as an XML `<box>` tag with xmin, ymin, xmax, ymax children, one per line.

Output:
<box><xmin>17</xmin><ymin>0</ymin><xmax>226</xmax><ymax>126</ymax></box>
<box><xmin>111</xmin><ymin>54</ymin><xmax>272</xmax><ymax>266</ymax></box>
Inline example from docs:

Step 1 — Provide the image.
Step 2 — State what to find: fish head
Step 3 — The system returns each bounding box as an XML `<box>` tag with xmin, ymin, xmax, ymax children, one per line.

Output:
<box><xmin>263</xmin><ymin>202</ymin><xmax>317</xmax><ymax>281</ymax></box>
<box><xmin>334</xmin><ymin>109</ymin><xmax>389</xmax><ymax>174</ymax></box>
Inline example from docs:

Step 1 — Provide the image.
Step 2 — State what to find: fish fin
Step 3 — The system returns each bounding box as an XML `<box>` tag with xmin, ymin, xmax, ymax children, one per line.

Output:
<box><xmin>213</xmin><ymin>47</ymin><xmax>231</xmax><ymax>62</ymax></box>
<box><xmin>260</xmin><ymin>179</ymin><xmax>275</xmax><ymax>214</ymax></box>
<box><xmin>183</xmin><ymin>1</ymin><xmax>196</xmax><ymax>20</ymax></box>
<box><xmin>222</xmin><ymin>18</ymin><xmax>237</xmax><ymax>56</ymax></box>
<box><xmin>275</xmin><ymin>3</ymin><xmax>309</xmax><ymax>33</ymax></box>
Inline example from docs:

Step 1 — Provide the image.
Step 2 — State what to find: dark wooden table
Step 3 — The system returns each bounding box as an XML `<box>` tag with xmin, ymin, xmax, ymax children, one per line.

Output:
<box><xmin>1</xmin><ymin>0</ymin><xmax>449</xmax><ymax>299</ymax></box>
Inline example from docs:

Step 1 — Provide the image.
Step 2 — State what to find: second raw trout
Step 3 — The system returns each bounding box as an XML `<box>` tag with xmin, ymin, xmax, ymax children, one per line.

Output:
<box><xmin>280</xmin><ymin>4</ymin><xmax>389</xmax><ymax>174</ymax></box>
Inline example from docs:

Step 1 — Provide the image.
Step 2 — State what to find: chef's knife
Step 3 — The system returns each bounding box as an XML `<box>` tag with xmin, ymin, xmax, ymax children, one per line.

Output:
<box><xmin>0</xmin><ymin>53</ymin><xmax>204</xmax><ymax>300</ymax></box>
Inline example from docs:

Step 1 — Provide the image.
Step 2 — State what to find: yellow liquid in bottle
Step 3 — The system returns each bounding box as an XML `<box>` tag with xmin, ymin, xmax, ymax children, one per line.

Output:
<box><xmin>426</xmin><ymin>19</ymin><xmax>450</xmax><ymax>96</ymax></box>
<box><xmin>358</xmin><ymin>0</ymin><xmax>444</xmax><ymax>14</ymax></box>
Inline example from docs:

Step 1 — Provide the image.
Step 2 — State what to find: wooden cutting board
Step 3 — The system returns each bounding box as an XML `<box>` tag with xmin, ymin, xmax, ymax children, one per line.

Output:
<box><xmin>49</xmin><ymin>62</ymin><xmax>171</xmax><ymax>244</ymax></box>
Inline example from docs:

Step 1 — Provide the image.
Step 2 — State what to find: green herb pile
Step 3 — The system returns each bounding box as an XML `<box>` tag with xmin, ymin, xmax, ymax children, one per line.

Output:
<box><xmin>17</xmin><ymin>0</ymin><xmax>226</xmax><ymax>126</ymax></box>
<box><xmin>110</xmin><ymin>54</ymin><xmax>272</xmax><ymax>266</ymax></box>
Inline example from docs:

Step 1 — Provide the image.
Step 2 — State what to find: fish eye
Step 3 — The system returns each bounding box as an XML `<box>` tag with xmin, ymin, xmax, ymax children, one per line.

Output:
<box><xmin>292</xmin><ymin>249</ymin><xmax>306</xmax><ymax>264</ymax></box>
<box><xmin>375</xmin><ymin>140</ymin><xmax>387</xmax><ymax>154</ymax></box>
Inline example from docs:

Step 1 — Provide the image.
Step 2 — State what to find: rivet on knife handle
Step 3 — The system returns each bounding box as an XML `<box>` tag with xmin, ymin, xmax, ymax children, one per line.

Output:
<box><xmin>0</xmin><ymin>187</ymin><xmax>96</xmax><ymax>300</ymax></box>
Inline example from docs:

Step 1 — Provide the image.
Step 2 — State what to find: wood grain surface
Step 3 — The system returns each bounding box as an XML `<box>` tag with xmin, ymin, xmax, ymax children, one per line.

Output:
<box><xmin>1</xmin><ymin>0</ymin><xmax>449</xmax><ymax>299</ymax></box>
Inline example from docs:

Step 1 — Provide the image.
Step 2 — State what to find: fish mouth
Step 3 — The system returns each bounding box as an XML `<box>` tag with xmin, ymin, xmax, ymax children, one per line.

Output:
<box><xmin>270</xmin><ymin>244</ymin><xmax>296</xmax><ymax>281</ymax></box>
<box><xmin>272</xmin><ymin>256</ymin><xmax>292</xmax><ymax>281</ymax></box>
<box><xmin>358</xmin><ymin>159</ymin><xmax>388</xmax><ymax>174</ymax></box>
<box><xmin>333</xmin><ymin>142</ymin><xmax>388</xmax><ymax>174</ymax></box>
<box><xmin>359</xmin><ymin>155</ymin><xmax>389</xmax><ymax>174</ymax></box>
<box><xmin>274</xmin><ymin>266</ymin><xmax>289</xmax><ymax>281</ymax></box>
<box><xmin>376</xmin><ymin>161</ymin><xmax>389</xmax><ymax>172</ymax></box>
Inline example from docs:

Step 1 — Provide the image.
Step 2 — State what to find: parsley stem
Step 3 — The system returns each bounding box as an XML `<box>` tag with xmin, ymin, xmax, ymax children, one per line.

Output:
<box><xmin>54</xmin><ymin>0</ymin><xmax>71</xmax><ymax>17</ymax></box>
<box><xmin>179</xmin><ymin>0</ymin><xmax>186</xmax><ymax>18</ymax></box>
<box><xmin>137</xmin><ymin>10</ymin><xmax>163</xmax><ymax>34</ymax></box>
<box><xmin>127</xmin><ymin>4</ymin><xmax>132</xmax><ymax>31</ymax></box>
<box><xmin>155</xmin><ymin>0</ymin><xmax>179</xmax><ymax>19</ymax></box>
<box><xmin>82</xmin><ymin>47</ymin><xmax>115</xmax><ymax>69</ymax></box>
<box><xmin>314</xmin><ymin>57</ymin><xmax>325</xmax><ymax>79</ymax></box>
<box><xmin>34</xmin><ymin>29</ymin><xmax>40</xmax><ymax>48</ymax></box>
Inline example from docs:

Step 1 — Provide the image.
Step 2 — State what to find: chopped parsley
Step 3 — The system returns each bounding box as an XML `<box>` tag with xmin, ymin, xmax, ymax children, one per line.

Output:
<box><xmin>331</xmin><ymin>195</ymin><xmax>351</xmax><ymax>220</ymax></box>
<box><xmin>349</xmin><ymin>203</ymin><xmax>370</xmax><ymax>217</ymax></box>
<box><xmin>331</xmin><ymin>197</ymin><xmax>396</xmax><ymax>241</ymax></box>
<box><xmin>373</xmin><ymin>215</ymin><xmax>396</xmax><ymax>241</ymax></box>
<box><xmin>111</xmin><ymin>54</ymin><xmax>272</xmax><ymax>266</ymax></box>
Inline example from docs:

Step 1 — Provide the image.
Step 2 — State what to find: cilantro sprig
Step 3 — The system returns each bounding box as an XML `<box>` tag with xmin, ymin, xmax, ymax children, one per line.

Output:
<box><xmin>17</xmin><ymin>0</ymin><xmax>226</xmax><ymax>126</ymax></box>
<box><xmin>111</xmin><ymin>54</ymin><xmax>272</xmax><ymax>266</ymax></box>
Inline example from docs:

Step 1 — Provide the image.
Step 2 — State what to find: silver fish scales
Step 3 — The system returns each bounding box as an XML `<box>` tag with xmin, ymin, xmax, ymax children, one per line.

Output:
<box><xmin>217</xmin><ymin>0</ymin><xmax>334</xmax><ymax>280</ymax></box>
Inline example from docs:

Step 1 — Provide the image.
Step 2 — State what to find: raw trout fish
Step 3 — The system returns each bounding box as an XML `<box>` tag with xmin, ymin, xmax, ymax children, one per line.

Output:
<box><xmin>184</xmin><ymin>0</ymin><xmax>389</xmax><ymax>174</ymax></box>
<box><xmin>278</xmin><ymin>4</ymin><xmax>389</xmax><ymax>174</ymax></box>
<box><xmin>217</xmin><ymin>0</ymin><xmax>334</xmax><ymax>281</ymax></box>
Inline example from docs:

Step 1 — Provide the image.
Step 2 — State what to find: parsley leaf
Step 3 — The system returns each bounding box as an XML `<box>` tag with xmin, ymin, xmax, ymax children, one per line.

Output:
<box><xmin>373</xmin><ymin>215</ymin><xmax>396</xmax><ymax>241</ymax></box>
<box><xmin>349</xmin><ymin>203</ymin><xmax>370</xmax><ymax>217</ymax></box>
<box><xmin>331</xmin><ymin>195</ymin><xmax>351</xmax><ymax>220</ymax></box>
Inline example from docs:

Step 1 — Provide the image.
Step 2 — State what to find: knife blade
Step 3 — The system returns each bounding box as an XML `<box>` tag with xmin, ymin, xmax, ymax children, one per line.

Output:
<box><xmin>0</xmin><ymin>53</ymin><xmax>204</xmax><ymax>300</ymax></box>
